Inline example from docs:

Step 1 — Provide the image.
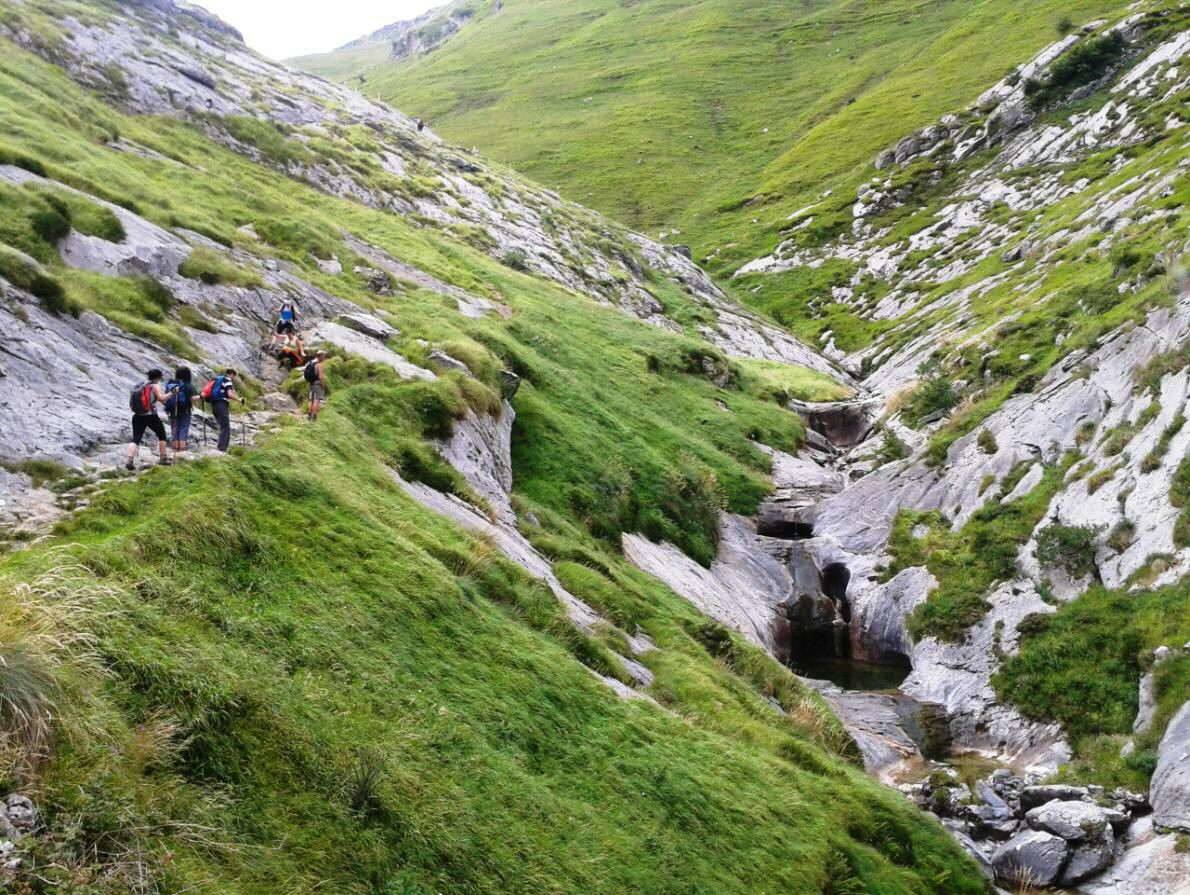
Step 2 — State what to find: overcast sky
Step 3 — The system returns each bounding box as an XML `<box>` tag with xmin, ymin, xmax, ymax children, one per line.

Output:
<box><xmin>198</xmin><ymin>0</ymin><xmax>441</xmax><ymax>60</ymax></box>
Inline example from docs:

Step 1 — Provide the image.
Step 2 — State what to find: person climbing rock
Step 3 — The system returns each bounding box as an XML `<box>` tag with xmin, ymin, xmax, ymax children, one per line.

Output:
<box><xmin>202</xmin><ymin>368</ymin><xmax>244</xmax><ymax>452</ymax></box>
<box><xmin>278</xmin><ymin>332</ymin><xmax>305</xmax><ymax>371</ymax></box>
<box><xmin>304</xmin><ymin>351</ymin><xmax>327</xmax><ymax>421</ymax></box>
<box><xmin>272</xmin><ymin>299</ymin><xmax>300</xmax><ymax>346</ymax></box>
<box><xmin>126</xmin><ymin>368</ymin><xmax>170</xmax><ymax>470</ymax></box>
<box><xmin>164</xmin><ymin>366</ymin><xmax>198</xmax><ymax>453</ymax></box>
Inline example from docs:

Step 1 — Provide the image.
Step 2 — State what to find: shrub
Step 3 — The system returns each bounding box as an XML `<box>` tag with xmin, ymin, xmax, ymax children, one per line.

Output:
<box><xmin>29</xmin><ymin>207</ymin><xmax>70</xmax><ymax>243</ymax></box>
<box><xmin>1035</xmin><ymin>523</ymin><xmax>1100</xmax><ymax>578</ymax></box>
<box><xmin>976</xmin><ymin>428</ymin><xmax>997</xmax><ymax>454</ymax></box>
<box><xmin>877</xmin><ymin>428</ymin><xmax>910</xmax><ymax>464</ymax></box>
<box><xmin>1057</xmin><ymin>15</ymin><xmax>1075</xmax><ymax>35</ymax></box>
<box><xmin>500</xmin><ymin>248</ymin><xmax>529</xmax><ymax>271</ymax></box>
<box><xmin>903</xmin><ymin>360</ymin><xmax>958</xmax><ymax>427</ymax></box>
<box><xmin>1026</xmin><ymin>32</ymin><xmax>1126</xmax><ymax>110</ymax></box>
<box><xmin>1106</xmin><ymin>519</ymin><xmax>1135</xmax><ymax>553</ymax></box>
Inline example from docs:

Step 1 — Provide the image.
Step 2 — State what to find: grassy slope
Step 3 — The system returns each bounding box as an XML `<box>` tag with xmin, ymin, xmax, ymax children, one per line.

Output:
<box><xmin>304</xmin><ymin>0</ymin><xmax>1128</xmax><ymax>269</ymax></box>
<box><xmin>0</xmin><ymin>16</ymin><xmax>987</xmax><ymax>895</ymax></box>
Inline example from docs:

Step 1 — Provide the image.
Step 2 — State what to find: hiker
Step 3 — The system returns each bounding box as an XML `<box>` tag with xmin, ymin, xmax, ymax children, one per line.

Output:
<box><xmin>415</xmin><ymin>117</ymin><xmax>425</xmax><ymax>133</ymax></box>
<box><xmin>272</xmin><ymin>299</ymin><xmax>300</xmax><ymax>346</ymax></box>
<box><xmin>304</xmin><ymin>351</ymin><xmax>327</xmax><ymax>421</ymax></box>
<box><xmin>278</xmin><ymin>332</ymin><xmax>305</xmax><ymax>370</ymax></box>
<box><xmin>164</xmin><ymin>365</ymin><xmax>198</xmax><ymax>453</ymax></box>
<box><xmin>201</xmin><ymin>368</ymin><xmax>244</xmax><ymax>452</ymax></box>
<box><xmin>125</xmin><ymin>368</ymin><xmax>170</xmax><ymax>470</ymax></box>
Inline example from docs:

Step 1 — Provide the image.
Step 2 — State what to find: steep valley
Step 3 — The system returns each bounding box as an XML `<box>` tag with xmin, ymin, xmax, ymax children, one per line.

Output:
<box><xmin>0</xmin><ymin>1</ymin><xmax>1187</xmax><ymax>893</ymax></box>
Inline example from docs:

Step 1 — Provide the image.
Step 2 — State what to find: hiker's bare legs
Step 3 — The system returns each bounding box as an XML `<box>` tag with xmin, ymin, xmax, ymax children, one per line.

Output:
<box><xmin>125</xmin><ymin>442</ymin><xmax>138</xmax><ymax>467</ymax></box>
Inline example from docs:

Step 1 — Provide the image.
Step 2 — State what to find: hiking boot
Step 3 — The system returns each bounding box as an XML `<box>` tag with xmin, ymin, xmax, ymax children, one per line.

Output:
<box><xmin>125</xmin><ymin>460</ymin><xmax>135</xmax><ymax>471</ymax></box>
<box><xmin>159</xmin><ymin>457</ymin><xmax>173</xmax><ymax>466</ymax></box>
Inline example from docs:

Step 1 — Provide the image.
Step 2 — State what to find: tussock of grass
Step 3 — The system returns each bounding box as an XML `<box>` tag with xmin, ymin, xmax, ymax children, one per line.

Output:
<box><xmin>178</xmin><ymin>247</ymin><xmax>262</xmax><ymax>288</ymax></box>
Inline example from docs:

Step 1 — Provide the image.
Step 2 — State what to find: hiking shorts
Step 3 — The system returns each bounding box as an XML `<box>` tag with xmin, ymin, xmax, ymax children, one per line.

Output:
<box><xmin>276</xmin><ymin>319</ymin><xmax>295</xmax><ymax>334</ymax></box>
<box><xmin>131</xmin><ymin>413</ymin><xmax>167</xmax><ymax>445</ymax></box>
<box><xmin>309</xmin><ymin>382</ymin><xmax>326</xmax><ymax>402</ymax></box>
<box><xmin>170</xmin><ymin>410</ymin><xmax>192</xmax><ymax>444</ymax></box>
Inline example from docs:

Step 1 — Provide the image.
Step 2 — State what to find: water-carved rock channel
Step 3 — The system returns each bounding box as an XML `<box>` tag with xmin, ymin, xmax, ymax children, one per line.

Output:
<box><xmin>622</xmin><ymin>393</ymin><xmax>1170</xmax><ymax>892</ymax></box>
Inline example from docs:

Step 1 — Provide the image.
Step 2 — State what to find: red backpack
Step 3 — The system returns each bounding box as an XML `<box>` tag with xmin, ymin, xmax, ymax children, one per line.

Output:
<box><xmin>129</xmin><ymin>382</ymin><xmax>154</xmax><ymax>415</ymax></box>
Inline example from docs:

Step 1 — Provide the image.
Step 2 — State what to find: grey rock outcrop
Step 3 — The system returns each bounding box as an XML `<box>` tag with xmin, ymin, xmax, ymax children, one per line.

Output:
<box><xmin>991</xmin><ymin>829</ymin><xmax>1068</xmax><ymax>886</ymax></box>
<box><xmin>1026</xmin><ymin>799</ymin><xmax>1116</xmax><ymax>884</ymax></box>
<box><xmin>1152</xmin><ymin>701</ymin><xmax>1190</xmax><ymax>833</ymax></box>
<box><xmin>435</xmin><ymin>402</ymin><xmax>516</xmax><ymax>525</ymax></box>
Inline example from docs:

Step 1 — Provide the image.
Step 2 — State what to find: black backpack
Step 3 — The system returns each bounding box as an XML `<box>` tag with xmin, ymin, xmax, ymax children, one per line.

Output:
<box><xmin>303</xmin><ymin>360</ymin><xmax>319</xmax><ymax>383</ymax></box>
<box><xmin>130</xmin><ymin>382</ymin><xmax>154</xmax><ymax>415</ymax></box>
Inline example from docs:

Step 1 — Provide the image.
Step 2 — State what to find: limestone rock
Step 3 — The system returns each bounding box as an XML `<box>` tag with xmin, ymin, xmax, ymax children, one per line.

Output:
<box><xmin>337</xmin><ymin>312</ymin><xmax>396</xmax><ymax>341</ymax></box>
<box><xmin>1020</xmin><ymin>784</ymin><xmax>1090</xmax><ymax>811</ymax></box>
<box><xmin>1152</xmin><ymin>701</ymin><xmax>1190</xmax><ymax>832</ymax></box>
<box><xmin>427</xmin><ymin>350</ymin><xmax>472</xmax><ymax>376</ymax></box>
<box><xmin>434</xmin><ymin>401</ymin><xmax>515</xmax><ymax>525</ymax></box>
<box><xmin>991</xmin><ymin>829</ymin><xmax>1068</xmax><ymax>886</ymax></box>
<box><xmin>1026</xmin><ymin>799</ymin><xmax>1109</xmax><ymax>840</ymax></box>
<box><xmin>307</xmin><ymin>321</ymin><xmax>434</xmax><ymax>381</ymax></box>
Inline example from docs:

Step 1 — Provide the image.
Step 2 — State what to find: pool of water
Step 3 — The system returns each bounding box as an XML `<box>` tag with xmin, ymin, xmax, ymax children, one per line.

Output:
<box><xmin>791</xmin><ymin>656</ymin><xmax>912</xmax><ymax>691</ymax></box>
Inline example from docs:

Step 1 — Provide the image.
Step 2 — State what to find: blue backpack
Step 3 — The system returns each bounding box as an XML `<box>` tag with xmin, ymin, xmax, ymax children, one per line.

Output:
<box><xmin>164</xmin><ymin>380</ymin><xmax>191</xmax><ymax>415</ymax></box>
<box><xmin>201</xmin><ymin>375</ymin><xmax>229</xmax><ymax>402</ymax></box>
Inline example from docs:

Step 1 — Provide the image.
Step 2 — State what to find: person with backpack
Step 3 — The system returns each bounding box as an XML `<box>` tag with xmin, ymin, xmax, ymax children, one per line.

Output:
<box><xmin>164</xmin><ymin>366</ymin><xmax>198</xmax><ymax>453</ymax></box>
<box><xmin>125</xmin><ymin>368</ymin><xmax>170</xmax><ymax>470</ymax></box>
<box><xmin>201</xmin><ymin>368</ymin><xmax>244</xmax><ymax>452</ymax></box>
<box><xmin>304</xmin><ymin>351</ymin><xmax>327</xmax><ymax>422</ymax></box>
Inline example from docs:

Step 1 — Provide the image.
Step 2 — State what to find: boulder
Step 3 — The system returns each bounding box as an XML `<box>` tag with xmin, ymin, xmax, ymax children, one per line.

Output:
<box><xmin>1061</xmin><ymin>828</ymin><xmax>1116</xmax><ymax>885</ymax></box>
<box><xmin>427</xmin><ymin>350</ymin><xmax>472</xmax><ymax>376</ymax></box>
<box><xmin>1020</xmin><ymin>784</ymin><xmax>1089</xmax><ymax>810</ymax></box>
<box><xmin>991</xmin><ymin>829</ymin><xmax>1068</xmax><ymax>886</ymax></box>
<box><xmin>337</xmin><ymin>312</ymin><xmax>396</xmax><ymax>341</ymax></box>
<box><xmin>1026</xmin><ymin>799</ymin><xmax>1110</xmax><ymax>840</ymax></box>
<box><xmin>315</xmin><ymin>255</ymin><xmax>343</xmax><ymax>275</ymax></box>
<box><xmin>1151</xmin><ymin>701</ymin><xmax>1190</xmax><ymax>832</ymax></box>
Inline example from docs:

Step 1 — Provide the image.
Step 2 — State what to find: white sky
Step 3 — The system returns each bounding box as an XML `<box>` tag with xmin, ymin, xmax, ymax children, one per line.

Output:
<box><xmin>197</xmin><ymin>0</ymin><xmax>441</xmax><ymax>60</ymax></box>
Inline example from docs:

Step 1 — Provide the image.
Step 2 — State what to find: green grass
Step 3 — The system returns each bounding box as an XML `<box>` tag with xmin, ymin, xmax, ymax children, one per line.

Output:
<box><xmin>993</xmin><ymin>579</ymin><xmax>1190</xmax><ymax>789</ymax></box>
<box><xmin>0</xmin><ymin>407</ymin><xmax>985</xmax><ymax>895</ymax></box>
<box><xmin>178</xmin><ymin>246</ymin><xmax>263</xmax><ymax>288</ymax></box>
<box><xmin>301</xmin><ymin>0</ymin><xmax>1129</xmax><ymax>268</ymax></box>
<box><xmin>736</xmin><ymin>358</ymin><xmax>853</xmax><ymax>404</ymax></box>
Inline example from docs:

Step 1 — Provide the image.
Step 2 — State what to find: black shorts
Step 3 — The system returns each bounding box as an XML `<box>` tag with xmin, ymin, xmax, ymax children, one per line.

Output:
<box><xmin>131</xmin><ymin>413</ymin><xmax>167</xmax><ymax>445</ymax></box>
<box><xmin>276</xmin><ymin>320</ymin><xmax>295</xmax><ymax>334</ymax></box>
